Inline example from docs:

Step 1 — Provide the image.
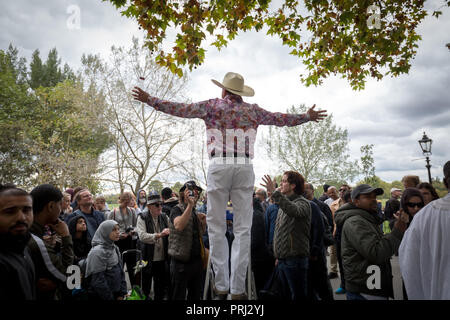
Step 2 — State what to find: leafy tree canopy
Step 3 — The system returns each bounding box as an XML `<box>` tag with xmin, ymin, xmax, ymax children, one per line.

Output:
<box><xmin>105</xmin><ymin>0</ymin><xmax>449</xmax><ymax>89</ymax></box>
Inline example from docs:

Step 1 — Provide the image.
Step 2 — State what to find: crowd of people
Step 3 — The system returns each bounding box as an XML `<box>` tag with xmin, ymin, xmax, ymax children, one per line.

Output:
<box><xmin>1</xmin><ymin>160</ymin><xmax>449</xmax><ymax>301</ymax></box>
<box><xmin>1</xmin><ymin>71</ymin><xmax>449</xmax><ymax>301</ymax></box>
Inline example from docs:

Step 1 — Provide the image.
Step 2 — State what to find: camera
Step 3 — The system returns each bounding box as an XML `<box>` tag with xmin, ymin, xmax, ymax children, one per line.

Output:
<box><xmin>186</xmin><ymin>182</ymin><xmax>195</xmax><ymax>197</ymax></box>
<box><xmin>125</xmin><ymin>226</ymin><xmax>134</xmax><ymax>234</ymax></box>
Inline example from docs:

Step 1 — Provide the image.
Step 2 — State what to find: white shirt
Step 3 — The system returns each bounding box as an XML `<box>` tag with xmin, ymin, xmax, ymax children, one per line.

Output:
<box><xmin>324</xmin><ymin>198</ymin><xmax>334</xmax><ymax>207</ymax></box>
<box><xmin>136</xmin><ymin>215</ymin><xmax>165</xmax><ymax>261</ymax></box>
<box><xmin>399</xmin><ymin>192</ymin><xmax>450</xmax><ymax>300</ymax></box>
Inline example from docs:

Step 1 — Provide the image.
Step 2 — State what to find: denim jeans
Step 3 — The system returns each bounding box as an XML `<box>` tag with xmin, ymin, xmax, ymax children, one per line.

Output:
<box><xmin>277</xmin><ymin>256</ymin><xmax>308</xmax><ymax>300</ymax></box>
<box><xmin>346</xmin><ymin>291</ymin><xmax>367</xmax><ymax>300</ymax></box>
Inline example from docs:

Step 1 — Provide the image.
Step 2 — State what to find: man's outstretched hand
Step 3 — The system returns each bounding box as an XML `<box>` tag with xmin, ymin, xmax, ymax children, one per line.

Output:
<box><xmin>307</xmin><ymin>104</ymin><xmax>327</xmax><ymax>122</ymax></box>
<box><xmin>261</xmin><ymin>175</ymin><xmax>276</xmax><ymax>195</ymax></box>
<box><xmin>132</xmin><ymin>87</ymin><xmax>149</xmax><ymax>103</ymax></box>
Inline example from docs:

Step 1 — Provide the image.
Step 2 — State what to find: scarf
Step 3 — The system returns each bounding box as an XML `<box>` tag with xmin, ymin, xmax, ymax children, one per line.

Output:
<box><xmin>85</xmin><ymin>220</ymin><xmax>120</xmax><ymax>277</ymax></box>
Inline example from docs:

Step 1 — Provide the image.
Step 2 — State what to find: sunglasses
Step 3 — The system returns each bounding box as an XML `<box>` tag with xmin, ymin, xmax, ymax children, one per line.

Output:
<box><xmin>406</xmin><ymin>202</ymin><xmax>424</xmax><ymax>209</ymax></box>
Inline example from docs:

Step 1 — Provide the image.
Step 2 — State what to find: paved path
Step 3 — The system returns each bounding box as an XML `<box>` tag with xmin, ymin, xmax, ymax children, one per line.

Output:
<box><xmin>124</xmin><ymin>252</ymin><xmax>405</xmax><ymax>300</ymax></box>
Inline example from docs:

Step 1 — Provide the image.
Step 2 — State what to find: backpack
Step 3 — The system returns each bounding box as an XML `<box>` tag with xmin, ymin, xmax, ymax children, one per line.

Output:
<box><xmin>321</xmin><ymin>211</ymin><xmax>335</xmax><ymax>246</ymax></box>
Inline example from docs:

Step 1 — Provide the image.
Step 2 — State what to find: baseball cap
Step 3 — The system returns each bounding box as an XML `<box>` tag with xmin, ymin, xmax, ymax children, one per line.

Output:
<box><xmin>390</xmin><ymin>188</ymin><xmax>402</xmax><ymax>193</ymax></box>
<box><xmin>351</xmin><ymin>184</ymin><xmax>384</xmax><ymax>200</ymax></box>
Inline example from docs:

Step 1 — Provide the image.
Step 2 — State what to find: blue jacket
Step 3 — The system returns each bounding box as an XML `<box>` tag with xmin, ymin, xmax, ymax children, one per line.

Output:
<box><xmin>88</xmin><ymin>263</ymin><xmax>127</xmax><ymax>300</ymax></box>
<box><xmin>264</xmin><ymin>203</ymin><xmax>279</xmax><ymax>256</ymax></box>
<box><xmin>64</xmin><ymin>209</ymin><xmax>105</xmax><ymax>243</ymax></box>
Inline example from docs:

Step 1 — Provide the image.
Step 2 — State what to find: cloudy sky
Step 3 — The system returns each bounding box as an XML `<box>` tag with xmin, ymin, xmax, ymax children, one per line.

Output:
<box><xmin>1</xmin><ymin>0</ymin><xmax>449</xmax><ymax>188</ymax></box>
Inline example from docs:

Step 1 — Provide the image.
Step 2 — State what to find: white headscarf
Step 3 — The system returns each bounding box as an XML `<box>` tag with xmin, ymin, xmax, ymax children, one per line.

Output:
<box><xmin>85</xmin><ymin>220</ymin><xmax>120</xmax><ymax>277</ymax></box>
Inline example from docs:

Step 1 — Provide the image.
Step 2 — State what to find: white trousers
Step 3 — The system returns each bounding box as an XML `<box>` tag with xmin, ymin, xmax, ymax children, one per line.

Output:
<box><xmin>206</xmin><ymin>162</ymin><xmax>254</xmax><ymax>295</ymax></box>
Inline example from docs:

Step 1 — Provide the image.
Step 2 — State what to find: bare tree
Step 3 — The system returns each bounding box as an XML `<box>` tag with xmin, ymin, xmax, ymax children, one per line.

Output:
<box><xmin>81</xmin><ymin>38</ymin><xmax>195</xmax><ymax>195</ymax></box>
<box><xmin>263</xmin><ymin>105</ymin><xmax>360</xmax><ymax>185</ymax></box>
<box><xmin>176</xmin><ymin>126</ymin><xmax>209</xmax><ymax>189</ymax></box>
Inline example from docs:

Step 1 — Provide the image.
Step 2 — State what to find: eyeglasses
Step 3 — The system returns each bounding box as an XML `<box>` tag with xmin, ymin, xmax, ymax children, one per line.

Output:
<box><xmin>406</xmin><ymin>202</ymin><xmax>424</xmax><ymax>209</ymax></box>
<box><xmin>151</xmin><ymin>203</ymin><xmax>162</xmax><ymax>208</ymax></box>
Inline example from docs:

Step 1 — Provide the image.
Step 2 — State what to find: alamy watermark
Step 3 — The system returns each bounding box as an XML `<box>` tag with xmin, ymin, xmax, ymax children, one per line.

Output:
<box><xmin>366</xmin><ymin>265</ymin><xmax>381</xmax><ymax>290</ymax></box>
<box><xmin>66</xmin><ymin>265</ymin><xmax>81</xmax><ymax>289</ymax></box>
<box><xmin>67</xmin><ymin>5</ymin><xmax>81</xmax><ymax>30</ymax></box>
<box><xmin>367</xmin><ymin>5</ymin><xmax>381</xmax><ymax>29</ymax></box>
<box><xmin>204</xmin><ymin>128</ymin><xmax>257</xmax><ymax>165</ymax></box>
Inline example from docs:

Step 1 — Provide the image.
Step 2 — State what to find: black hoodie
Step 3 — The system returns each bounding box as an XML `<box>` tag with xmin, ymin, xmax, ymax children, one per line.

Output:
<box><xmin>68</xmin><ymin>216</ymin><xmax>91</xmax><ymax>264</ymax></box>
<box><xmin>0</xmin><ymin>232</ymin><xmax>36</xmax><ymax>299</ymax></box>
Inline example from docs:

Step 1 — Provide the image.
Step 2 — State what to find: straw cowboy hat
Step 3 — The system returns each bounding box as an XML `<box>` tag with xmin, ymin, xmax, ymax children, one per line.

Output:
<box><xmin>211</xmin><ymin>72</ymin><xmax>255</xmax><ymax>97</ymax></box>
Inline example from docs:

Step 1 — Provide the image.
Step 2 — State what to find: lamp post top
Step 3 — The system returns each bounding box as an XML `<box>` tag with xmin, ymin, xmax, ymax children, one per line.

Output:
<box><xmin>418</xmin><ymin>131</ymin><xmax>432</xmax><ymax>155</ymax></box>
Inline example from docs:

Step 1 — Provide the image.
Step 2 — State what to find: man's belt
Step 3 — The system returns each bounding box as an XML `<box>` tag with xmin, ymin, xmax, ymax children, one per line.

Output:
<box><xmin>210</xmin><ymin>151</ymin><xmax>250</xmax><ymax>158</ymax></box>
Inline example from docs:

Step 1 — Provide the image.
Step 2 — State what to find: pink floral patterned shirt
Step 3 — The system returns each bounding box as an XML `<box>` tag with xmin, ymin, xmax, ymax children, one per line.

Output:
<box><xmin>146</xmin><ymin>94</ymin><xmax>310</xmax><ymax>159</ymax></box>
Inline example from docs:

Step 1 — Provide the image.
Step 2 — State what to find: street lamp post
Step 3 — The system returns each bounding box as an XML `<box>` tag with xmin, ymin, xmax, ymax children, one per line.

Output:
<box><xmin>418</xmin><ymin>132</ymin><xmax>433</xmax><ymax>184</ymax></box>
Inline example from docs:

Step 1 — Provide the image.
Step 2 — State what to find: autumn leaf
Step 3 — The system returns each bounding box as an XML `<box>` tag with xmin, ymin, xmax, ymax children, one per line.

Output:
<box><xmin>103</xmin><ymin>0</ymin><xmax>448</xmax><ymax>90</ymax></box>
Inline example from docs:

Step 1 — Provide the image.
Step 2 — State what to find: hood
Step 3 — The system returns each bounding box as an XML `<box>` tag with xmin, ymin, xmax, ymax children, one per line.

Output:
<box><xmin>68</xmin><ymin>215</ymin><xmax>87</xmax><ymax>238</ymax></box>
<box><xmin>137</xmin><ymin>189</ymin><xmax>147</xmax><ymax>201</ymax></box>
<box><xmin>139</xmin><ymin>206</ymin><xmax>149</xmax><ymax>217</ymax></box>
<box><xmin>164</xmin><ymin>197</ymin><xmax>179</xmax><ymax>206</ymax></box>
<box><xmin>334</xmin><ymin>203</ymin><xmax>383</xmax><ymax>228</ymax></box>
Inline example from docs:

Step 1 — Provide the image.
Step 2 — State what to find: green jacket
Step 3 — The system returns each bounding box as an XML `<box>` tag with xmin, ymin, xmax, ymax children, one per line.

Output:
<box><xmin>334</xmin><ymin>203</ymin><xmax>403</xmax><ymax>298</ymax></box>
<box><xmin>272</xmin><ymin>191</ymin><xmax>311</xmax><ymax>259</ymax></box>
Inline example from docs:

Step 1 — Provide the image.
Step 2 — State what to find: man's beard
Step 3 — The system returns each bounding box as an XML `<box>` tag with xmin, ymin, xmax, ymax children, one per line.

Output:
<box><xmin>0</xmin><ymin>229</ymin><xmax>32</xmax><ymax>253</ymax></box>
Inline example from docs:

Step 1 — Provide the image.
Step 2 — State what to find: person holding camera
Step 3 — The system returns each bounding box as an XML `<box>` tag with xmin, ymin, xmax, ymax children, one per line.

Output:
<box><xmin>136</xmin><ymin>192</ymin><xmax>171</xmax><ymax>300</ymax></box>
<box><xmin>108</xmin><ymin>191</ymin><xmax>138</xmax><ymax>286</ymax></box>
<box><xmin>168</xmin><ymin>181</ymin><xmax>207</xmax><ymax>300</ymax></box>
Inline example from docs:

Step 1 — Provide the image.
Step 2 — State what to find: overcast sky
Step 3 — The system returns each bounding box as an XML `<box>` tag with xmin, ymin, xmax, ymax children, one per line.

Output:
<box><xmin>1</xmin><ymin>0</ymin><xmax>449</xmax><ymax>188</ymax></box>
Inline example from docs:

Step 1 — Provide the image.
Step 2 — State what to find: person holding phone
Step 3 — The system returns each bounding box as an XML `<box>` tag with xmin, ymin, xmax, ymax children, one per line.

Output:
<box><xmin>28</xmin><ymin>184</ymin><xmax>74</xmax><ymax>300</ymax></box>
<box><xmin>398</xmin><ymin>188</ymin><xmax>425</xmax><ymax>225</ymax></box>
<box><xmin>396</xmin><ymin>187</ymin><xmax>424</xmax><ymax>300</ymax></box>
<box><xmin>334</xmin><ymin>184</ymin><xmax>409</xmax><ymax>300</ymax></box>
<box><xmin>167</xmin><ymin>180</ymin><xmax>206</xmax><ymax>300</ymax></box>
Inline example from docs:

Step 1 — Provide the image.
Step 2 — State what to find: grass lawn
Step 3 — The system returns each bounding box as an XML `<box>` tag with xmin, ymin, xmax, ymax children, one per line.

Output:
<box><xmin>108</xmin><ymin>203</ymin><xmax>119</xmax><ymax>210</ymax></box>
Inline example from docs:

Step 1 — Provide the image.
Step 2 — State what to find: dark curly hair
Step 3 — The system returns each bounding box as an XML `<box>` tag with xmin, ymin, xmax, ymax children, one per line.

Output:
<box><xmin>283</xmin><ymin>171</ymin><xmax>305</xmax><ymax>196</ymax></box>
<box><xmin>416</xmin><ymin>182</ymin><xmax>439</xmax><ymax>201</ymax></box>
<box><xmin>401</xmin><ymin>188</ymin><xmax>424</xmax><ymax>218</ymax></box>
